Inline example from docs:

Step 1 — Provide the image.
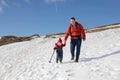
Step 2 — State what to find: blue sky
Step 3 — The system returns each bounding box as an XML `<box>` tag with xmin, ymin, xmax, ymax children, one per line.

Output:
<box><xmin>0</xmin><ymin>0</ymin><xmax>120</xmax><ymax>36</ymax></box>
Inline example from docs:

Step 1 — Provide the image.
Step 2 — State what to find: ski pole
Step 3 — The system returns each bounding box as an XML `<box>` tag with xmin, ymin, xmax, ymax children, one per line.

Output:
<box><xmin>49</xmin><ymin>50</ymin><xmax>55</xmax><ymax>63</ymax></box>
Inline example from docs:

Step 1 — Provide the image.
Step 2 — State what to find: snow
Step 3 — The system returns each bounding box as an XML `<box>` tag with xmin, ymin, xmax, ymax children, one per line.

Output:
<box><xmin>0</xmin><ymin>28</ymin><xmax>120</xmax><ymax>80</ymax></box>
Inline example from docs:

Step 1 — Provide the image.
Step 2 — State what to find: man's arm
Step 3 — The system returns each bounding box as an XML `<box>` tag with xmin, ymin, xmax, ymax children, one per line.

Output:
<box><xmin>80</xmin><ymin>24</ymin><xmax>86</xmax><ymax>41</ymax></box>
<box><xmin>64</xmin><ymin>26</ymin><xmax>71</xmax><ymax>43</ymax></box>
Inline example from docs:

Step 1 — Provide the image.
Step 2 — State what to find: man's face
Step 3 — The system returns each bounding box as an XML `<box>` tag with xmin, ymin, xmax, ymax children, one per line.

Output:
<box><xmin>70</xmin><ymin>19</ymin><xmax>75</xmax><ymax>25</ymax></box>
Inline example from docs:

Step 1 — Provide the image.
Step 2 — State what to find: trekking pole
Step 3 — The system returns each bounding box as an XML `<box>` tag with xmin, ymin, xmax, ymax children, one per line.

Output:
<box><xmin>49</xmin><ymin>50</ymin><xmax>55</xmax><ymax>63</ymax></box>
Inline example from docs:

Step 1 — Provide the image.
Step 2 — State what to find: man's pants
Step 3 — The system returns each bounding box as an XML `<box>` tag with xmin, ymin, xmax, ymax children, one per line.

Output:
<box><xmin>70</xmin><ymin>39</ymin><xmax>82</xmax><ymax>61</ymax></box>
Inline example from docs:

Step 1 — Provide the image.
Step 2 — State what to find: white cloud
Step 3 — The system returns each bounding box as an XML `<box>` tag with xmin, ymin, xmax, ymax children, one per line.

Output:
<box><xmin>0</xmin><ymin>0</ymin><xmax>8</xmax><ymax>6</ymax></box>
<box><xmin>44</xmin><ymin>0</ymin><xmax>65</xmax><ymax>3</ymax></box>
<box><xmin>43</xmin><ymin>0</ymin><xmax>67</xmax><ymax>12</ymax></box>
<box><xmin>0</xmin><ymin>0</ymin><xmax>31</xmax><ymax>13</ymax></box>
<box><xmin>0</xmin><ymin>0</ymin><xmax>68</xmax><ymax>13</ymax></box>
<box><xmin>25</xmin><ymin>0</ymin><xmax>31</xmax><ymax>4</ymax></box>
<box><xmin>0</xmin><ymin>7</ymin><xmax>2</xmax><ymax>13</ymax></box>
<box><xmin>0</xmin><ymin>0</ymin><xmax>8</xmax><ymax>13</ymax></box>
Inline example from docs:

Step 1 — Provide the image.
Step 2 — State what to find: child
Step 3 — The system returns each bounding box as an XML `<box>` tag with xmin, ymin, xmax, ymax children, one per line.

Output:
<box><xmin>54</xmin><ymin>38</ymin><xmax>66</xmax><ymax>63</ymax></box>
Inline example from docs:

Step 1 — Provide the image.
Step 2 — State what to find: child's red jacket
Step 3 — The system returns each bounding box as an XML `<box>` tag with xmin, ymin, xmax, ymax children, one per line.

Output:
<box><xmin>54</xmin><ymin>43</ymin><xmax>66</xmax><ymax>50</ymax></box>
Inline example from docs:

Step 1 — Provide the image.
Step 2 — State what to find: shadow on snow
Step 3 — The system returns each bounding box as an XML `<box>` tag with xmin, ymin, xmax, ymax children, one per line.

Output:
<box><xmin>62</xmin><ymin>50</ymin><xmax>120</xmax><ymax>64</ymax></box>
<box><xmin>80</xmin><ymin>50</ymin><xmax>120</xmax><ymax>62</ymax></box>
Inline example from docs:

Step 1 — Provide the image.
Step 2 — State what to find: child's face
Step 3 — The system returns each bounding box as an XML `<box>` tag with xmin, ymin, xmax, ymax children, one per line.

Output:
<box><xmin>57</xmin><ymin>42</ymin><xmax>62</xmax><ymax>46</ymax></box>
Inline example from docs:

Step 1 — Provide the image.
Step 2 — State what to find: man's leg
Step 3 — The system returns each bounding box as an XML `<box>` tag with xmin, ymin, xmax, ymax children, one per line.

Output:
<box><xmin>70</xmin><ymin>40</ymin><xmax>76</xmax><ymax>60</ymax></box>
<box><xmin>75</xmin><ymin>39</ymin><xmax>82</xmax><ymax>62</ymax></box>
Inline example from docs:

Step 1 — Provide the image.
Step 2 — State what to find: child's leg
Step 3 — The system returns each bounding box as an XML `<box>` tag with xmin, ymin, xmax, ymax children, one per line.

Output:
<box><xmin>59</xmin><ymin>50</ymin><xmax>63</xmax><ymax>63</ymax></box>
<box><xmin>56</xmin><ymin>58</ymin><xmax>58</xmax><ymax>63</ymax></box>
<box><xmin>60</xmin><ymin>52</ymin><xmax>63</xmax><ymax>63</ymax></box>
<box><xmin>56</xmin><ymin>51</ymin><xmax>59</xmax><ymax>63</ymax></box>
<box><xmin>57</xmin><ymin>52</ymin><xmax>61</xmax><ymax>63</ymax></box>
<box><xmin>57</xmin><ymin>48</ymin><xmax>63</xmax><ymax>63</ymax></box>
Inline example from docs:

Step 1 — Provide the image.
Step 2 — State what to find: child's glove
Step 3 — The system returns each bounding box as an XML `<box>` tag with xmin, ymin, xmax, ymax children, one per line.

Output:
<box><xmin>54</xmin><ymin>43</ymin><xmax>58</xmax><ymax>50</ymax></box>
<box><xmin>54</xmin><ymin>47</ymin><xmax>57</xmax><ymax>50</ymax></box>
<box><xmin>62</xmin><ymin>43</ymin><xmax>66</xmax><ymax>47</ymax></box>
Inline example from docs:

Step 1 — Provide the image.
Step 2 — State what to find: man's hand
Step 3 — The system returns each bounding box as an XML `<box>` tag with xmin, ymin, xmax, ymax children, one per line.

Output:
<box><xmin>83</xmin><ymin>38</ymin><xmax>86</xmax><ymax>41</ymax></box>
<box><xmin>64</xmin><ymin>40</ymin><xmax>66</xmax><ymax>44</ymax></box>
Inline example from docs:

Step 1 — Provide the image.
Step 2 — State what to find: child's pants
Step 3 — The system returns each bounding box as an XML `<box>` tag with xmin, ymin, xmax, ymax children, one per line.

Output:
<box><xmin>56</xmin><ymin>48</ymin><xmax>63</xmax><ymax>62</ymax></box>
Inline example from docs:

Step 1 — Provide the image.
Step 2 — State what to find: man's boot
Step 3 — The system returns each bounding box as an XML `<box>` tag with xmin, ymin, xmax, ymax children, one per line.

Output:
<box><xmin>71</xmin><ymin>56</ymin><xmax>74</xmax><ymax>60</ymax></box>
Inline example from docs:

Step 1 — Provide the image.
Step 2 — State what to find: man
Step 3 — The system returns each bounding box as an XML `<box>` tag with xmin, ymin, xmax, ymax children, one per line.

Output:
<box><xmin>64</xmin><ymin>17</ymin><xmax>86</xmax><ymax>62</ymax></box>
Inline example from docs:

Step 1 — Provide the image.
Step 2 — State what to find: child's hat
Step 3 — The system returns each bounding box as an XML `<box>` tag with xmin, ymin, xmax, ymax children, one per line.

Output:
<box><xmin>57</xmin><ymin>38</ymin><xmax>62</xmax><ymax>43</ymax></box>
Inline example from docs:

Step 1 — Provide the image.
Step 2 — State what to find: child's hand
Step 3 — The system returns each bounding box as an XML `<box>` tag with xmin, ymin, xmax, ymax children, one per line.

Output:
<box><xmin>54</xmin><ymin>47</ymin><xmax>56</xmax><ymax>50</ymax></box>
<box><xmin>62</xmin><ymin>43</ymin><xmax>66</xmax><ymax>47</ymax></box>
<box><xmin>64</xmin><ymin>43</ymin><xmax>66</xmax><ymax>46</ymax></box>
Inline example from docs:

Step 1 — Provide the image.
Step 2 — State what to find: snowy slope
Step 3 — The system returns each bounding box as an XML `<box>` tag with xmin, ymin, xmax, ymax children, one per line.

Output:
<box><xmin>0</xmin><ymin>28</ymin><xmax>120</xmax><ymax>80</ymax></box>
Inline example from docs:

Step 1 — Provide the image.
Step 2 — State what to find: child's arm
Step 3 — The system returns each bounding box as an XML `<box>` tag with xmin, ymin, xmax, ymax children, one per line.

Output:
<box><xmin>54</xmin><ymin>43</ymin><xmax>59</xmax><ymax>50</ymax></box>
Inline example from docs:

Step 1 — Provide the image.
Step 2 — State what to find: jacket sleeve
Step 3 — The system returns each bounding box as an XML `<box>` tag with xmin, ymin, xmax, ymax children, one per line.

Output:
<box><xmin>64</xmin><ymin>26</ymin><xmax>71</xmax><ymax>41</ymax></box>
<box><xmin>62</xmin><ymin>43</ymin><xmax>66</xmax><ymax>47</ymax></box>
<box><xmin>54</xmin><ymin>43</ymin><xmax>59</xmax><ymax>50</ymax></box>
<box><xmin>80</xmin><ymin>24</ymin><xmax>86</xmax><ymax>40</ymax></box>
